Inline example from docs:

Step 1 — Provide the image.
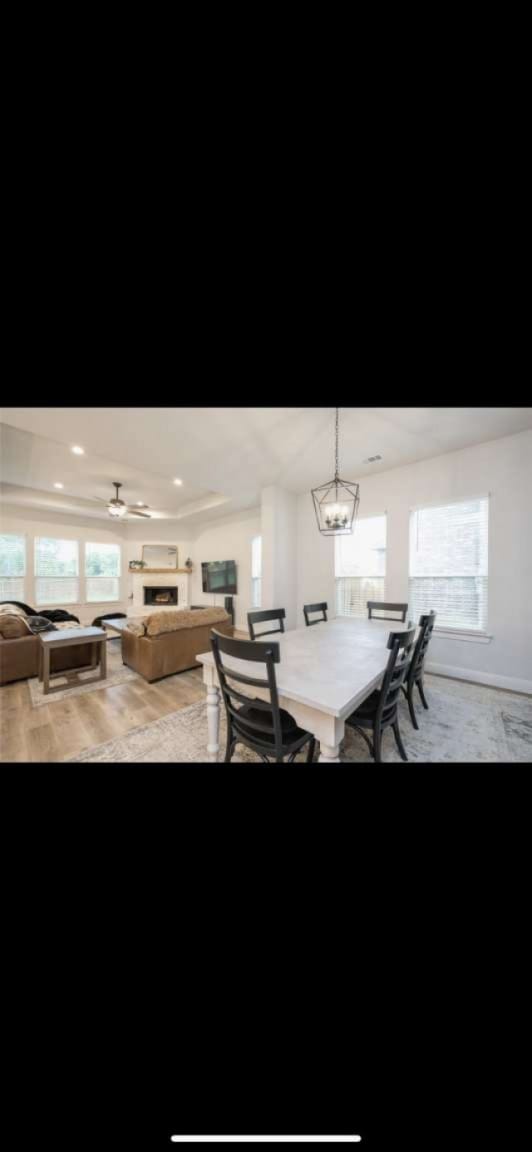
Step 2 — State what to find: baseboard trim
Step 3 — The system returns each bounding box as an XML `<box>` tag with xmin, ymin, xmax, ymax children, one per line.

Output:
<box><xmin>425</xmin><ymin>661</ymin><xmax>532</xmax><ymax>696</ymax></box>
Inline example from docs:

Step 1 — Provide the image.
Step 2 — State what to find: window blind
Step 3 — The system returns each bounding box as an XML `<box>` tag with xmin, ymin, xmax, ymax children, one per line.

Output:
<box><xmin>35</xmin><ymin>537</ymin><xmax>79</xmax><ymax>605</ymax></box>
<box><xmin>0</xmin><ymin>534</ymin><xmax>26</xmax><ymax>602</ymax></box>
<box><xmin>85</xmin><ymin>542</ymin><xmax>121</xmax><ymax>603</ymax></box>
<box><xmin>251</xmin><ymin>535</ymin><xmax>262</xmax><ymax>609</ymax></box>
<box><xmin>335</xmin><ymin>515</ymin><xmax>386</xmax><ymax>618</ymax></box>
<box><xmin>409</xmin><ymin>497</ymin><xmax>488</xmax><ymax>631</ymax></box>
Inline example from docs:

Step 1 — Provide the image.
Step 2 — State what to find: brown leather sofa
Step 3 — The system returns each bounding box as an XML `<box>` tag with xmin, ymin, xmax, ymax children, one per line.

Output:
<box><xmin>121</xmin><ymin>607</ymin><xmax>232</xmax><ymax>682</ymax></box>
<box><xmin>0</xmin><ymin>630</ymin><xmax>100</xmax><ymax>686</ymax></box>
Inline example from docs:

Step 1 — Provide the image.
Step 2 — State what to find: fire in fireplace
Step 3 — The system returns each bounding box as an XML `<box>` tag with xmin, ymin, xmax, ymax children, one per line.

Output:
<box><xmin>144</xmin><ymin>586</ymin><xmax>178</xmax><ymax>606</ymax></box>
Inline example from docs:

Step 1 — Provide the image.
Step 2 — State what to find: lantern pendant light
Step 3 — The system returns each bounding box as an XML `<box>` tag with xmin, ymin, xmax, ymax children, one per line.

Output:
<box><xmin>311</xmin><ymin>407</ymin><xmax>360</xmax><ymax>535</ymax></box>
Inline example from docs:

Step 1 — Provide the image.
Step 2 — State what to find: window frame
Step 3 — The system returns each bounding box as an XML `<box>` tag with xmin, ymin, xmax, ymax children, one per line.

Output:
<box><xmin>408</xmin><ymin>494</ymin><xmax>490</xmax><ymax>636</ymax></box>
<box><xmin>84</xmin><ymin>541</ymin><xmax>122</xmax><ymax>604</ymax></box>
<box><xmin>334</xmin><ymin>512</ymin><xmax>387</xmax><ymax>619</ymax></box>
<box><xmin>0</xmin><ymin>532</ymin><xmax>27</xmax><ymax>604</ymax></box>
<box><xmin>34</xmin><ymin>536</ymin><xmax>81</xmax><ymax>607</ymax></box>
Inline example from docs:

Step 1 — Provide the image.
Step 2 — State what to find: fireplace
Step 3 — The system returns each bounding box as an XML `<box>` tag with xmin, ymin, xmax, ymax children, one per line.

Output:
<box><xmin>144</xmin><ymin>586</ymin><xmax>178</xmax><ymax>606</ymax></box>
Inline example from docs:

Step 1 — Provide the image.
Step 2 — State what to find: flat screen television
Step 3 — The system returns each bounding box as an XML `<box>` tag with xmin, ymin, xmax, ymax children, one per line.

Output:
<box><xmin>201</xmin><ymin>560</ymin><xmax>237</xmax><ymax>595</ymax></box>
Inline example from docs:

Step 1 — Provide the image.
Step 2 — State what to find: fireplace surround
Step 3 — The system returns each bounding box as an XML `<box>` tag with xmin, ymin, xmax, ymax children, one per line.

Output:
<box><xmin>144</xmin><ymin>586</ymin><xmax>178</xmax><ymax>606</ymax></box>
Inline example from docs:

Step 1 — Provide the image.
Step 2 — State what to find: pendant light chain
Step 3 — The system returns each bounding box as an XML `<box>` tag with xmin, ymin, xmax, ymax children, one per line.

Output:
<box><xmin>335</xmin><ymin>406</ymin><xmax>340</xmax><ymax>500</ymax></box>
<box><xmin>335</xmin><ymin>407</ymin><xmax>339</xmax><ymax>480</ymax></box>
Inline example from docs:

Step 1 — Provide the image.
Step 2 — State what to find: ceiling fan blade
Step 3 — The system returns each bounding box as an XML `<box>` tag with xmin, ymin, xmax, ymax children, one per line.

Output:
<box><xmin>94</xmin><ymin>496</ymin><xmax>112</xmax><ymax>503</ymax></box>
<box><xmin>128</xmin><ymin>509</ymin><xmax>152</xmax><ymax>518</ymax></box>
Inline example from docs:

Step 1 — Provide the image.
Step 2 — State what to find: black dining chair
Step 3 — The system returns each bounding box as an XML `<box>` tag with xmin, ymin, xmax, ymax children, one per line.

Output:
<box><xmin>247</xmin><ymin>607</ymin><xmax>286</xmax><ymax>641</ymax></box>
<box><xmin>303</xmin><ymin>602</ymin><xmax>328</xmax><ymax>627</ymax></box>
<box><xmin>401</xmin><ymin>611</ymin><xmax>436</xmax><ymax>728</ymax></box>
<box><xmin>345</xmin><ymin>626</ymin><xmax>416</xmax><ymax>762</ymax></box>
<box><xmin>367</xmin><ymin>601</ymin><xmax>408</xmax><ymax>622</ymax></box>
<box><xmin>210</xmin><ymin>629</ymin><xmax>316</xmax><ymax>764</ymax></box>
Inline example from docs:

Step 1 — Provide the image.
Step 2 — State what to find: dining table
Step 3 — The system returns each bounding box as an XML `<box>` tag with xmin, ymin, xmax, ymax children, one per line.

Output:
<box><xmin>196</xmin><ymin>615</ymin><xmax>415</xmax><ymax>762</ymax></box>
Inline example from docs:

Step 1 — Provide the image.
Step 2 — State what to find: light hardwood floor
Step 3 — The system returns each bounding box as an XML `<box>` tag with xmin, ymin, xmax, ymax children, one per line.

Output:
<box><xmin>0</xmin><ymin>659</ymin><xmax>205</xmax><ymax>763</ymax></box>
<box><xmin>0</xmin><ymin>627</ymin><xmax>251</xmax><ymax>764</ymax></box>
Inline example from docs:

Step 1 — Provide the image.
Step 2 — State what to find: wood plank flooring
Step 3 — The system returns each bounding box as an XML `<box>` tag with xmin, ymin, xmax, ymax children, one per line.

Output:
<box><xmin>0</xmin><ymin>662</ymin><xmax>205</xmax><ymax>763</ymax></box>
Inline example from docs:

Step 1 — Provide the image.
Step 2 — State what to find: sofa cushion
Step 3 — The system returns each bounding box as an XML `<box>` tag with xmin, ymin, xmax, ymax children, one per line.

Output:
<box><xmin>0</xmin><ymin>602</ymin><xmax>28</xmax><ymax>619</ymax></box>
<box><xmin>145</xmin><ymin>607</ymin><xmax>230</xmax><ymax>637</ymax></box>
<box><xmin>126</xmin><ymin>620</ymin><xmax>146</xmax><ymax>637</ymax></box>
<box><xmin>0</xmin><ymin>612</ymin><xmax>31</xmax><ymax>639</ymax></box>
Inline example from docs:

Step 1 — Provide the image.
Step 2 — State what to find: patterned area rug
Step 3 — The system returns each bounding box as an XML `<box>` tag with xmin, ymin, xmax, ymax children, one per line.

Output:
<box><xmin>28</xmin><ymin>639</ymin><xmax>139</xmax><ymax>708</ymax></box>
<box><xmin>68</xmin><ymin>674</ymin><xmax>532</xmax><ymax>762</ymax></box>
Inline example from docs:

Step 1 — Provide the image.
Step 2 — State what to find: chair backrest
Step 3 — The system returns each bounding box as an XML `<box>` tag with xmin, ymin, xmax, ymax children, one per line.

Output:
<box><xmin>210</xmin><ymin>628</ymin><xmax>284</xmax><ymax>758</ymax></box>
<box><xmin>376</xmin><ymin>627</ymin><xmax>416</xmax><ymax>727</ymax></box>
<box><xmin>408</xmin><ymin>612</ymin><xmax>437</xmax><ymax>685</ymax></box>
<box><xmin>303</xmin><ymin>602</ymin><xmax>328</xmax><ymax>627</ymax></box>
<box><xmin>367</xmin><ymin>601</ymin><xmax>408</xmax><ymax>622</ymax></box>
<box><xmin>247</xmin><ymin>608</ymin><xmax>286</xmax><ymax>641</ymax></box>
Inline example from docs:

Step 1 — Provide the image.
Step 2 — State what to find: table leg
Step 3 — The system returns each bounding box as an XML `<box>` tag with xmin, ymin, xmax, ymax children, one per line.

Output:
<box><xmin>100</xmin><ymin>637</ymin><xmax>107</xmax><ymax>680</ymax></box>
<box><xmin>43</xmin><ymin>646</ymin><xmax>50</xmax><ymax>695</ymax></box>
<box><xmin>318</xmin><ymin>742</ymin><xmax>341</xmax><ymax>763</ymax></box>
<box><xmin>38</xmin><ymin>644</ymin><xmax>43</xmax><ymax>682</ymax></box>
<box><xmin>206</xmin><ymin>684</ymin><xmax>221</xmax><ymax>762</ymax></box>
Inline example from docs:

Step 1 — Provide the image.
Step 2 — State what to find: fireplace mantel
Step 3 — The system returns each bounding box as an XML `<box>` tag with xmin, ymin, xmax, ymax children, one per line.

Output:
<box><xmin>129</xmin><ymin>567</ymin><xmax>190</xmax><ymax>613</ymax></box>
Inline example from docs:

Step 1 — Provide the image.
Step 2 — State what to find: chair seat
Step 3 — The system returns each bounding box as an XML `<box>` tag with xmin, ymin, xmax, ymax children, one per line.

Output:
<box><xmin>345</xmin><ymin>690</ymin><xmax>380</xmax><ymax>724</ymax></box>
<box><xmin>234</xmin><ymin>702</ymin><xmax>308</xmax><ymax>746</ymax></box>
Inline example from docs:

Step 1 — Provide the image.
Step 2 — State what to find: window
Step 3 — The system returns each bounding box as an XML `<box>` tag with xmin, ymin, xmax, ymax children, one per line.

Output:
<box><xmin>251</xmin><ymin>535</ymin><xmax>262</xmax><ymax>609</ymax></box>
<box><xmin>409</xmin><ymin>497</ymin><xmax>488</xmax><ymax>632</ymax></box>
<box><xmin>85</xmin><ymin>542</ymin><xmax>121</xmax><ymax>602</ymax></box>
<box><xmin>0</xmin><ymin>534</ymin><xmax>26</xmax><ymax>602</ymax></box>
<box><xmin>335</xmin><ymin>515</ymin><xmax>386</xmax><ymax>617</ymax></box>
<box><xmin>35</xmin><ymin>537</ymin><xmax>79</xmax><ymax>605</ymax></box>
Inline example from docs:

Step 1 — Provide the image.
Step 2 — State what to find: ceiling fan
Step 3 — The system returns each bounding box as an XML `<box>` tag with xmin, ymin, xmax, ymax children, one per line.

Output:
<box><xmin>95</xmin><ymin>482</ymin><xmax>152</xmax><ymax>519</ymax></box>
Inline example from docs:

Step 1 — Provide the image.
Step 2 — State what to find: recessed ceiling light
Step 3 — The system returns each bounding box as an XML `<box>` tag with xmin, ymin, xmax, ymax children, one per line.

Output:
<box><xmin>136</xmin><ymin>501</ymin><xmax>145</xmax><ymax>506</ymax></box>
<box><xmin>173</xmin><ymin>478</ymin><xmax>183</xmax><ymax>486</ymax></box>
<box><xmin>71</xmin><ymin>445</ymin><xmax>85</xmax><ymax>455</ymax></box>
<box><xmin>53</xmin><ymin>482</ymin><xmax>64</xmax><ymax>489</ymax></box>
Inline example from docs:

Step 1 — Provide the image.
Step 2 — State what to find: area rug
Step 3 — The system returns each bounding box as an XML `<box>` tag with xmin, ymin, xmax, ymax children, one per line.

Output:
<box><xmin>67</xmin><ymin>674</ymin><xmax>532</xmax><ymax>762</ymax></box>
<box><xmin>28</xmin><ymin>639</ymin><xmax>139</xmax><ymax>708</ymax></box>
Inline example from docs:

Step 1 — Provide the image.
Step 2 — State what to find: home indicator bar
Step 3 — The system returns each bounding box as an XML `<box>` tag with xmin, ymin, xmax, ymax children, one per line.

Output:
<box><xmin>170</xmin><ymin>1139</ymin><xmax>362</xmax><ymax>1144</ymax></box>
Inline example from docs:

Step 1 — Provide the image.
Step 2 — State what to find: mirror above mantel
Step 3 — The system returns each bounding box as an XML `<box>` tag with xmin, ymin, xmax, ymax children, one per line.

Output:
<box><xmin>142</xmin><ymin>544</ymin><xmax>178</xmax><ymax>570</ymax></box>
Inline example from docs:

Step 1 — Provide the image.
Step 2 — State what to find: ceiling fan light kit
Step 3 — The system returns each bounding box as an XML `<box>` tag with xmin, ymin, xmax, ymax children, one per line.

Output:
<box><xmin>101</xmin><ymin>482</ymin><xmax>152</xmax><ymax>519</ymax></box>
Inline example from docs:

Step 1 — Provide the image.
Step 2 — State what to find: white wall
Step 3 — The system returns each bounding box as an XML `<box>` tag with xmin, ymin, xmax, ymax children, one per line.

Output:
<box><xmin>123</xmin><ymin>519</ymin><xmax>192</xmax><ymax>608</ymax></box>
<box><xmin>0</xmin><ymin>502</ymin><xmax>261</xmax><ymax>630</ymax></box>
<box><xmin>3</xmin><ymin>427</ymin><xmax>531</xmax><ymax>692</ymax></box>
<box><xmin>188</xmin><ymin>508</ymin><xmax>261</xmax><ymax>629</ymax></box>
<box><xmin>297</xmin><ymin>430</ymin><xmax>532</xmax><ymax>693</ymax></box>
<box><xmin>0</xmin><ymin>504</ymin><xmax>128</xmax><ymax>625</ymax></box>
<box><xmin>261</xmin><ymin>486</ymin><xmax>298</xmax><ymax>629</ymax></box>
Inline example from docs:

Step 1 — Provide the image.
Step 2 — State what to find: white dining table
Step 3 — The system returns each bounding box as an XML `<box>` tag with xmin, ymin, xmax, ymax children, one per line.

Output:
<box><xmin>196</xmin><ymin>615</ymin><xmax>415</xmax><ymax>762</ymax></box>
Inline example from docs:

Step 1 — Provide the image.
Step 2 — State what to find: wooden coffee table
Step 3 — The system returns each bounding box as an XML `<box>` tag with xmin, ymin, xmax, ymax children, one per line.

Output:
<box><xmin>38</xmin><ymin>627</ymin><xmax>107</xmax><ymax>694</ymax></box>
<box><xmin>101</xmin><ymin>617</ymin><xmax>131</xmax><ymax>636</ymax></box>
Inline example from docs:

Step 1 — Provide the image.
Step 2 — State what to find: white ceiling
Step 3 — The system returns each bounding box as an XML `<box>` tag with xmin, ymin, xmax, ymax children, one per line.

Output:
<box><xmin>0</xmin><ymin>421</ymin><xmax>230</xmax><ymax>523</ymax></box>
<box><xmin>1</xmin><ymin>407</ymin><xmax>531</xmax><ymax>524</ymax></box>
